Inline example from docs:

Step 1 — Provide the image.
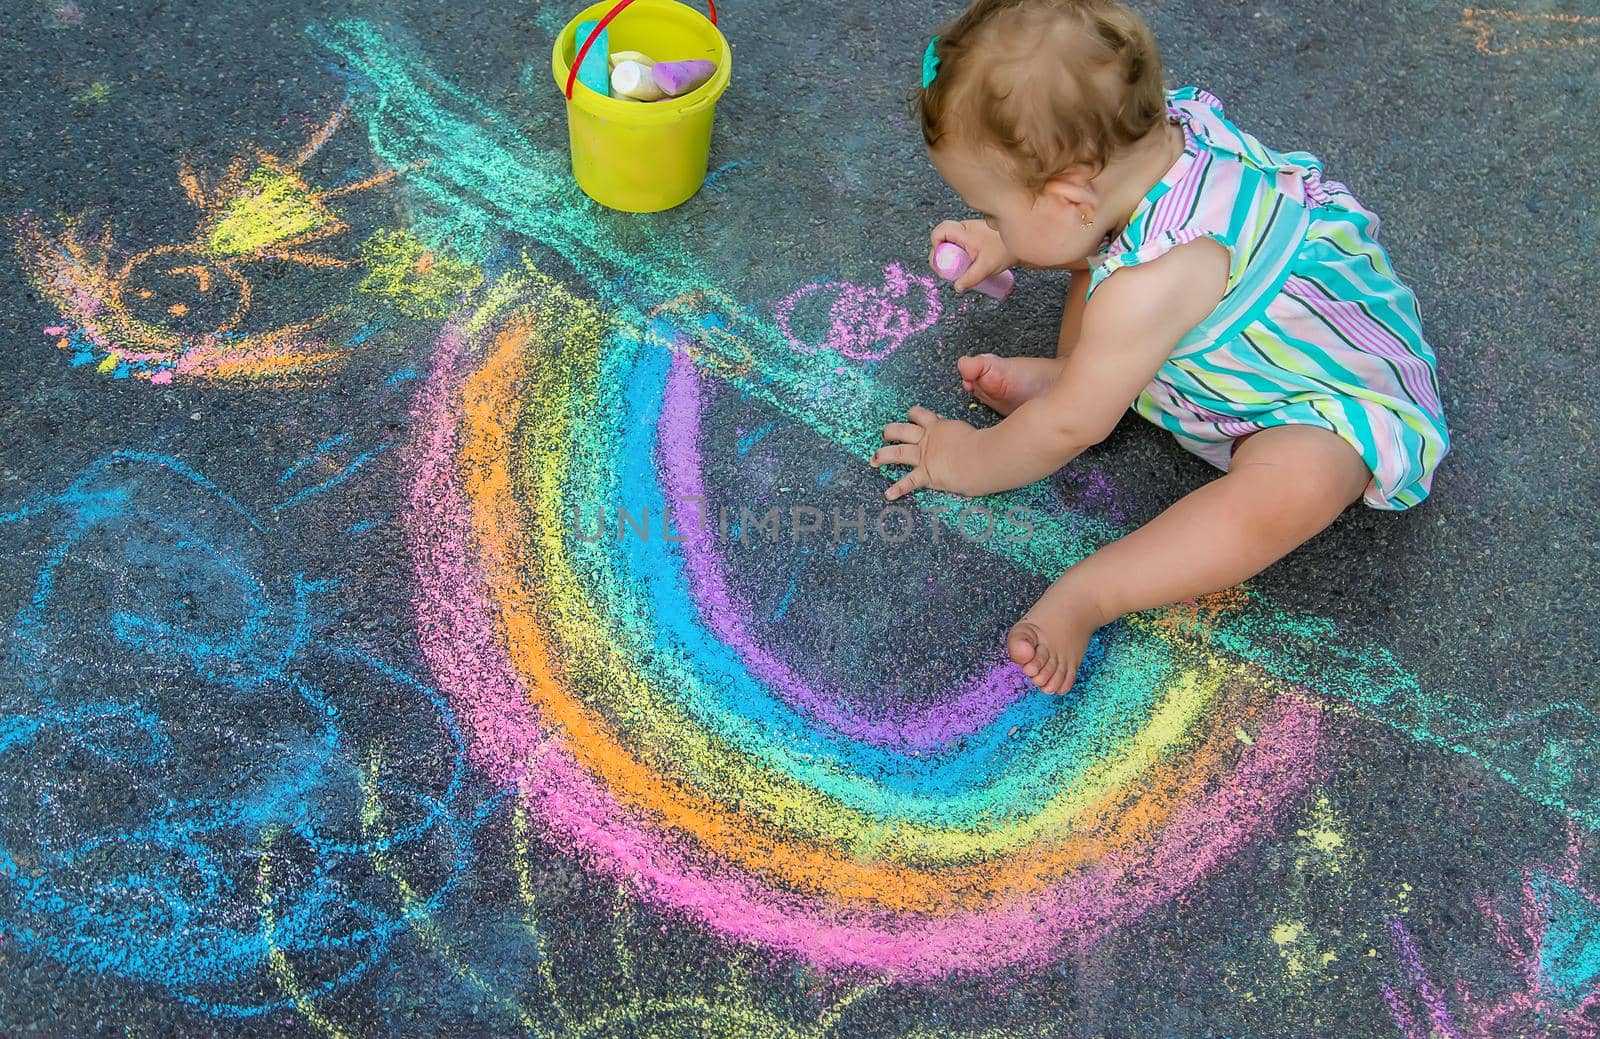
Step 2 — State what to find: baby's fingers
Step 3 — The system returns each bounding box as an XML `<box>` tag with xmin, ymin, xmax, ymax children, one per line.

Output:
<box><xmin>884</xmin><ymin>468</ymin><xmax>927</xmax><ymax>501</ymax></box>
<box><xmin>869</xmin><ymin>443</ymin><xmax>920</xmax><ymax>468</ymax></box>
<box><xmin>930</xmin><ymin>219</ymin><xmax>967</xmax><ymax>248</ymax></box>
<box><xmin>881</xmin><ymin>421</ymin><xmax>925</xmax><ymax>444</ymax></box>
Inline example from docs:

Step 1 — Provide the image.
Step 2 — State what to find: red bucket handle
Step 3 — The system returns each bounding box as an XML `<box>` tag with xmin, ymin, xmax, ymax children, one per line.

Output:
<box><xmin>564</xmin><ymin>0</ymin><xmax>719</xmax><ymax>100</ymax></box>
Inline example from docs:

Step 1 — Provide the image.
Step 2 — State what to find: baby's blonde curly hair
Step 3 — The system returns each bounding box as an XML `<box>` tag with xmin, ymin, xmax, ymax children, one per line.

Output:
<box><xmin>918</xmin><ymin>0</ymin><xmax>1169</xmax><ymax>190</ymax></box>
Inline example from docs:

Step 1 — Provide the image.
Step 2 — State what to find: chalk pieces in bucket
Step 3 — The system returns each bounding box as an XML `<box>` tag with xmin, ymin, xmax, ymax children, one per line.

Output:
<box><xmin>932</xmin><ymin>242</ymin><xmax>1016</xmax><ymax>302</ymax></box>
<box><xmin>575</xmin><ymin>19</ymin><xmax>611</xmax><ymax>96</ymax></box>
<box><xmin>602</xmin><ymin>48</ymin><xmax>718</xmax><ymax>102</ymax></box>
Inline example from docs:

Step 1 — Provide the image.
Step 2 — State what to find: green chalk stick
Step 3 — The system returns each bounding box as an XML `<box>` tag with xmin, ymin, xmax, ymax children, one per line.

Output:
<box><xmin>574</xmin><ymin>19</ymin><xmax>610</xmax><ymax>96</ymax></box>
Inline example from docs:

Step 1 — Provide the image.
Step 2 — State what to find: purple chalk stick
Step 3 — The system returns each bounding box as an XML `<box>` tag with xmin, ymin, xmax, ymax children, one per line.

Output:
<box><xmin>651</xmin><ymin>59</ymin><xmax>716</xmax><ymax>97</ymax></box>
<box><xmin>932</xmin><ymin>242</ymin><xmax>1015</xmax><ymax>302</ymax></box>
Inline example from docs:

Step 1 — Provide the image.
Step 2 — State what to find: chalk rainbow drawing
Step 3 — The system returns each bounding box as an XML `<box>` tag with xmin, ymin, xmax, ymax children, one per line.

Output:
<box><xmin>317</xmin><ymin>17</ymin><xmax>1600</xmax><ymax>815</ymax></box>
<box><xmin>298</xmin><ymin>17</ymin><xmax>1600</xmax><ymax>982</ymax></box>
<box><xmin>13</xmin><ymin>106</ymin><xmax>396</xmax><ymax>384</ymax></box>
<box><xmin>405</xmin><ymin>261</ymin><xmax>1327</xmax><ymax>981</ymax></box>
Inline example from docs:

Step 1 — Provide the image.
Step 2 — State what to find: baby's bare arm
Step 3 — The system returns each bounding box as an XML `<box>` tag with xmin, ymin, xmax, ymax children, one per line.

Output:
<box><xmin>1056</xmin><ymin>264</ymin><xmax>1092</xmax><ymax>361</ymax></box>
<box><xmin>948</xmin><ymin>241</ymin><xmax>1228</xmax><ymax>497</ymax></box>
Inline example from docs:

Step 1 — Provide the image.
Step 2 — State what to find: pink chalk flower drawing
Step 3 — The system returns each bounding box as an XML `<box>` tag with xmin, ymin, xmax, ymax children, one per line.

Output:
<box><xmin>1382</xmin><ymin>821</ymin><xmax>1600</xmax><ymax>1038</ymax></box>
<box><xmin>773</xmin><ymin>262</ymin><xmax>940</xmax><ymax>361</ymax></box>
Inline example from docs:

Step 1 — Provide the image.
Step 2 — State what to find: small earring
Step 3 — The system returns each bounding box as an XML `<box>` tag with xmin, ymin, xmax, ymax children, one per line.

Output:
<box><xmin>1079</xmin><ymin>210</ymin><xmax>1094</xmax><ymax>228</ymax></box>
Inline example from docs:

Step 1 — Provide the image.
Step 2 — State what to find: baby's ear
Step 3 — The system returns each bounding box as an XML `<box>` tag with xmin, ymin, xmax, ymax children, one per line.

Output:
<box><xmin>1040</xmin><ymin>166</ymin><xmax>1096</xmax><ymax>208</ymax></box>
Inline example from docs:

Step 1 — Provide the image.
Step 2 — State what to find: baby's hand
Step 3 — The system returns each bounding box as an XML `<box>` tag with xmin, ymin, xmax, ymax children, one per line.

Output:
<box><xmin>929</xmin><ymin>219</ymin><xmax>1016</xmax><ymax>293</ymax></box>
<box><xmin>870</xmin><ymin>405</ymin><xmax>981</xmax><ymax>500</ymax></box>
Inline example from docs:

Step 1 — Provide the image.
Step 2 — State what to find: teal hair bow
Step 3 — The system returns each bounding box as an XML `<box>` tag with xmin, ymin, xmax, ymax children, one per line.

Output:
<box><xmin>921</xmin><ymin>35</ymin><xmax>941</xmax><ymax>88</ymax></box>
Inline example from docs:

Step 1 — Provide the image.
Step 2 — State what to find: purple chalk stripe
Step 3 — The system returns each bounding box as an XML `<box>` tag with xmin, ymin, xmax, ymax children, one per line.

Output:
<box><xmin>657</xmin><ymin>350</ymin><xmax>1032</xmax><ymax>751</ymax></box>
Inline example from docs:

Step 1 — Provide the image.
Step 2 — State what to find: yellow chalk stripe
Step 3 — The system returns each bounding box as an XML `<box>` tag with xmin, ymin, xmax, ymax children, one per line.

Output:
<box><xmin>358</xmin><ymin>754</ymin><xmax>550</xmax><ymax>1037</ymax></box>
<box><xmin>257</xmin><ymin>826</ymin><xmax>355</xmax><ymax>1039</ymax></box>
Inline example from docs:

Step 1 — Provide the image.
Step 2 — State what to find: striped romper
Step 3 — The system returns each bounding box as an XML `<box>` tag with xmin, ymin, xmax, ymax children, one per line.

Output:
<box><xmin>1084</xmin><ymin>86</ymin><xmax>1450</xmax><ymax>510</ymax></box>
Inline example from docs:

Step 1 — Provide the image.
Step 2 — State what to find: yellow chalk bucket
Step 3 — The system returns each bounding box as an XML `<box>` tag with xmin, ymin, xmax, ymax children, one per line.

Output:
<box><xmin>553</xmin><ymin>0</ymin><xmax>732</xmax><ymax>212</ymax></box>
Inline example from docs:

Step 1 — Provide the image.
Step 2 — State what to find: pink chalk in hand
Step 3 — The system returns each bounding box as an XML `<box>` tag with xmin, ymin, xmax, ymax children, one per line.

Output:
<box><xmin>931</xmin><ymin>242</ymin><xmax>1015</xmax><ymax>302</ymax></box>
<box><xmin>651</xmin><ymin>59</ymin><xmax>716</xmax><ymax>97</ymax></box>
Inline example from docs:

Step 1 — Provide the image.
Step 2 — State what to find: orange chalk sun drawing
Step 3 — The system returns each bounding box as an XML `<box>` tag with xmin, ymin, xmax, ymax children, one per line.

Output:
<box><xmin>14</xmin><ymin>106</ymin><xmax>398</xmax><ymax>385</ymax></box>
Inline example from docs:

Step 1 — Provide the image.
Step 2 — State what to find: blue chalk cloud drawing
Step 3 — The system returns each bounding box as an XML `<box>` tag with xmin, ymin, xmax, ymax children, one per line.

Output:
<box><xmin>0</xmin><ymin>451</ymin><xmax>491</xmax><ymax>1018</ymax></box>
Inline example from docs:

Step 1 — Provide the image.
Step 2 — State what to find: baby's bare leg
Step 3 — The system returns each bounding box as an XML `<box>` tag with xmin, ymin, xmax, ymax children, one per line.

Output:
<box><xmin>957</xmin><ymin>356</ymin><xmax>1062</xmax><ymax>415</ymax></box>
<box><xmin>1007</xmin><ymin>424</ymin><xmax>1373</xmax><ymax>694</ymax></box>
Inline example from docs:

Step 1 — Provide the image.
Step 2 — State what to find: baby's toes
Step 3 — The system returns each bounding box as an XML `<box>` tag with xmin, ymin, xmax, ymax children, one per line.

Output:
<box><xmin>1049</xmin><ymin>650</ymin><xmax>1087</xmax><ymax>696</ymax></box>
<box><xmin>1006</xmin><ymin>621</ymin><xmax>1042</xmax><ymax>669</ymax></box>
<box><xmin>1028</xmin><ymin>645</ymin><xmax>1056</xmax><ymax>682</ymax></box>
<box><xmin>956</xmin><ymin>352</ymin><xmax>996</xmax><ymax>378</ymax></box>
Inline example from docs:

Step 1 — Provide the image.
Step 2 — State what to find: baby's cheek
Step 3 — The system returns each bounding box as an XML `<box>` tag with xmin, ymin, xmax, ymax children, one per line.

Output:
<box><xmin>1011</xmin><ymin>233</ymin><xmax>1055</xmax><ymax>266</ymax></box>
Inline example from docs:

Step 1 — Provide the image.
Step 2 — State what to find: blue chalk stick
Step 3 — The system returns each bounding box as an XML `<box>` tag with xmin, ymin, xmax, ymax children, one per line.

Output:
<box><xmin>574</xmin><ymin>19</ymin><xmax>610</xmax><ymax>96</ymax></box>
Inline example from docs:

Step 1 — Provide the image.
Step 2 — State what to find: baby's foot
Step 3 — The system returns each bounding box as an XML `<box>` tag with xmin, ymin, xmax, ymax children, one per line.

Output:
<box><xmin>1006</xmin><ymin>581</ymin><xmax>1111</xmax><ymax>695</ymax></box>
<box><xmin>956</xmin><ymin>354</ymin><xmax>1062</xmax><ymax>416</ymax></box>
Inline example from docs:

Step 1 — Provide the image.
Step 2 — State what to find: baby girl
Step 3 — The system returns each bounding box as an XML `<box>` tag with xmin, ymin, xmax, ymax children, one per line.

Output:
<box><xmin>870</xmin><ymin>0</ymin><xmax>1450</xmax><ymax>694</ymax></box>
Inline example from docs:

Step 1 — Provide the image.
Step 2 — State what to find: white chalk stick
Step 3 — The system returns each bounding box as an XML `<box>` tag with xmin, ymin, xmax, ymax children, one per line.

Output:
<box><xmin>610</xmin><ymin>60</ymin><xmax>664</xmax><ymax>101</ymax></box>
